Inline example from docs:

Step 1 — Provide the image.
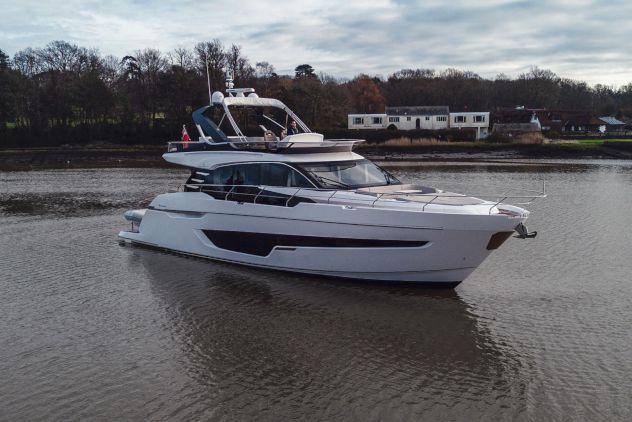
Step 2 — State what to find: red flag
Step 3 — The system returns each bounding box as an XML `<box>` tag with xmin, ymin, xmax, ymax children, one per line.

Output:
<box><xmin>181</xmin><ymin>125</ymin><xmax>191</xmax><ymax>143</ymax></box>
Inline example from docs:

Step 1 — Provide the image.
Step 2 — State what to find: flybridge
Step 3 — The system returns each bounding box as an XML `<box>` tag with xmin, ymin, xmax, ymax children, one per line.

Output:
<box><xmin>167</xmin><ymin>74</ymin><xmax>365</xmax><ymax>153</ymax></box>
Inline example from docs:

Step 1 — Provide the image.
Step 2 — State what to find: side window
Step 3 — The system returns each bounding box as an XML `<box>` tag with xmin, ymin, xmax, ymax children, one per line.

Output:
<box><xmin>237</xmin><ymin>164</ymin><xmax>263</xmax><ymax>185</ymax></box>
<box><xmin>214</xmin><ymin>164</ymin><xmax>266</xmax><ymax>186</ymax></box>
<box><xmin>287</xmin><ymin>167</ymin><xmax>313</xmax><ymax>188</ymax></box>
<box><xmin>260</xmin><ymin>164</ymin><xmax>313</xmax><ymax>187</ymax></box>
<box><xmin>212</xmin><ymin>165</ymin><xmax>235</xmax><ymax>185</ymax></box>
<box><xmin>262</xmin><ymin>163</ymin><xmax>288</xmax><ymax>186</ymax></box>
<box><xmin>207</xmin><ymin>163</ymin><xmax>313</xmax><ymax>188</ymax></box>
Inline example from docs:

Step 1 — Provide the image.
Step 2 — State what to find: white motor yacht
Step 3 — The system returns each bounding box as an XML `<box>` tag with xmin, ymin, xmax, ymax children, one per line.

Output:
<box><xmin>119</xmin><ymin>78</ymin><xmax>543</xmax><ymax>287</ymax></box>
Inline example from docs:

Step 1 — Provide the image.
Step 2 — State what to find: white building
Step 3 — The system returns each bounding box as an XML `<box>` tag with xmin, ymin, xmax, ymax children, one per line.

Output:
<box><xmin>449</xmin><ymin>112</ymin><xmax>490</xmax><ymax>140</ymax></box>
<box><xmin>348</xmin><ymin>108</ymin><xmax>490</xmax><ymax>139</ymax></box>
<box><xmin>348</xmin><ymin>113</ymin><xmax>387</xmax><ymax>130</ymax></box>
<box><xmin>384</xmin><ymin>106</ymin><xmax>450</xmax><ymax>130</ymax></box>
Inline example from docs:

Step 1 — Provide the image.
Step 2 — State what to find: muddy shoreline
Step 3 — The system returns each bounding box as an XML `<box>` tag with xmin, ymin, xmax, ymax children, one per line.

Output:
<box><xmin>1</xmin><ymin>142</ymin><xmax>631</xmax><ymax>170</ymax></box>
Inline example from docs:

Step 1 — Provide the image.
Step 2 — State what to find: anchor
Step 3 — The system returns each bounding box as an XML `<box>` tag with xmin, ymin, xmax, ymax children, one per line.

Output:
<box><xmin>514</xmin><ymin>222</ymin><xmax>537</xmax><ymax>239</ymax></box>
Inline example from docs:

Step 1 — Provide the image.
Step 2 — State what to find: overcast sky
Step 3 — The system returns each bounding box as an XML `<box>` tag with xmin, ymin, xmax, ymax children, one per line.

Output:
<box><xmin>1</xmin><ymin>0</ymin><xmax>631</xmax><ymax>86</ymax></box>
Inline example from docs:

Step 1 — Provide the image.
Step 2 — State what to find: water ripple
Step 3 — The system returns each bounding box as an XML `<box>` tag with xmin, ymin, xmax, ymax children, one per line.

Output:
<box><xmin>1</xmin><ymin>164</ymin><xmax>631</xmax><ymax>421</ymax></box>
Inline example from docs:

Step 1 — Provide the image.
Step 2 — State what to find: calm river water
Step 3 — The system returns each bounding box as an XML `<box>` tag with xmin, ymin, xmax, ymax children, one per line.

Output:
<box><xmin>0</xmin><ymin>160</ymin><xmax>631</xmax><ymax>421</ymax></box>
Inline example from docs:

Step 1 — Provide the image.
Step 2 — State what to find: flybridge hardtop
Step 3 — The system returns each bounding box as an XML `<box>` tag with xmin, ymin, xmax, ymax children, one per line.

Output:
<box><xmin>165</xmin><ymin>77</ymin><xmax>363</xmax><ymax>160</ymax></box>
<box><xmin>119</xmin><ymin>77</ymin><xmax>544</xmax><ymax>287</ymax></box>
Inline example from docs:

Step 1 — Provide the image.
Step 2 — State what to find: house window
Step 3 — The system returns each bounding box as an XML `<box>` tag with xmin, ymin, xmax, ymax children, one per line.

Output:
<box><xmin>454</xmin><ymin>115</ymin><xmax>466</xmax><ymax>123</ymax></box>
<box><xmin>425</xmin><ymin>116</ymin><xmax>430</xmax><ymax>121</ymax></box>
<box><xmin>474</xmin><ymin>115</ymin><xmax>485</xmax><ymax>123</ymax></box>
<box><xmin>372</xmin><ymin>117</ymin><xmax>382</xmax><ymax>125</ymax></box>
<box><xmin>388</xmin><ymin>116</ymin><xmax>400</xmax><ymax>123</ymax></box>
<box><xmin>353</xmin><ymin>117</ymin><xmax>364</xmax><ymax>125</ymax></box>
<box><xmin>437</xmin><ymin>116</ymin><xmax>447</xmax><ymax>122</ymax></box>
<box><xmin>407</xmin><ymin>116</ymin><xmax>411</xmax><ymax>121</ymax></box>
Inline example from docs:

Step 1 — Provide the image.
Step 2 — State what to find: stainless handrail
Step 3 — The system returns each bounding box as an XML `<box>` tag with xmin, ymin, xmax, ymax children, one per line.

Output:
<box><xmin>422</xmin><ymin>196</ymin><xmax>439</xmax><ymax>212</ymax></box>
<box><xmin>326</xmin><ymin>190</ymin><xmax>338</xmax><ymax>204</ymax></box>
<box><xmin>370</xmin><ymin>193</ymin><xmax>384</xmax><ymax>207</ymax></box>
<box><xmin>253</xmin><ymin>188</ymin><xmax>263</xmax><ymax>204</ymax></box>
<box><xmin>285</xmin><ymin>188</ymin><xmax>303</xmax><ymax>207</ymax></box>
<box><xmin>179</xmin><ymin>182</ymin><xmax>547</xmax><ymax>212</ymax></box>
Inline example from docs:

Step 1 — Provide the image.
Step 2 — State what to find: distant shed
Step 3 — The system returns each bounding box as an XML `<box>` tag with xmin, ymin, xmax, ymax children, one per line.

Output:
<box><xmin>599</xmin><ymin>116</ymin><xmax>626</xmax><ymax>134</ymax></box>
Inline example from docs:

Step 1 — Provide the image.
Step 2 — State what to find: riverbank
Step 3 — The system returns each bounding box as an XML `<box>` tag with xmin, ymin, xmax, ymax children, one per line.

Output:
<box><xmin>1</xmin><ymin>140</ymin><xmax>631</xmax><ymax>170</ymax></box>
<box><xmin>0</xmin><ymin>145</ymin><xmax>170</xmax><ymax>171</ymax></box>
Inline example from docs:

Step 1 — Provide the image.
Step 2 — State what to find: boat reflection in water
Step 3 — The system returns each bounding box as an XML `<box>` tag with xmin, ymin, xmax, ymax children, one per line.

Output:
<box><xmin>129</xmin><ymin>246</ymin><xmax>527</xmax><ymax>420</ymax></box>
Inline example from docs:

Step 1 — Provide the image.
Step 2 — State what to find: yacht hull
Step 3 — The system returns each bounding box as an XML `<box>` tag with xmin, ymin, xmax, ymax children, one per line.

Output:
<box><xmin>118</xmin><ymin>193</ymin><xmax>524</xmax><ymax>287</ymax></box>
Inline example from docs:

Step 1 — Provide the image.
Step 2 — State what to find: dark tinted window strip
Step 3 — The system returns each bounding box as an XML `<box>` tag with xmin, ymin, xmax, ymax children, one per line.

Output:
<box><xmin>203</xmin><ymin>229</ymin><xmax>427</xmax><ymax>257</ymax></box>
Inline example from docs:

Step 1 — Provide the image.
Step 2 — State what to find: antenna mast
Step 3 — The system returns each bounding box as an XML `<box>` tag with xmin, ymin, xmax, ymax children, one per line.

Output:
<box><xmin>225</xmin><ymin>70</ymin><xmax>234</xmax><ymax>94</ymax></box>
<box><xmin>205</xmin><ymin>53</ymin><xmax>212</xmax><ymax>105</ymax></box>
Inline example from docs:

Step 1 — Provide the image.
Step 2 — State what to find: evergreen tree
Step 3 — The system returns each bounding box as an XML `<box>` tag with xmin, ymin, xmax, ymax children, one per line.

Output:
<box><xmin>294</xmin><ymin>64</ymin><xmax>316</xmax><ymax>78</ymax></box>
<box><xmin>0</xmin><ymin>48</ymin><xmax>9</xmax><ymax>69</ymax></box>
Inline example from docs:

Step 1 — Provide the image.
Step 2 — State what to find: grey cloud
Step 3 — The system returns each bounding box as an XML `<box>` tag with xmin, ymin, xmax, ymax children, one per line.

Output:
<box><xmin>1</xmin><ymin>0</ymin><xmax>631</xmax><ymax>85</ymax></box>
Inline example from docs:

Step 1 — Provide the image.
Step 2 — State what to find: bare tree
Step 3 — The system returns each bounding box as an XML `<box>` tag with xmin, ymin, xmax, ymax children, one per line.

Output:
<box><xmin>194</xmin><ymin>40</ymin><xmax>226</xmax><ymax>91</ymax></box>
<box><xmin>36</xmin><ymin>40</ymin><xmax>86</xmax><ymax>73</ymax></box>
<box><xmin>255</xmin><ymin>61</ymin><xmax>277</xmax><ymax>96</ymax></box>
<box><xmin>169</xmin><ymin>47</ymin><xmax>194</xmax><ymax>69</ymax></box>
<box><xmin>226</xmin><ymin>44</ymin><xmax>254</xmax><ymax>85</ymax></box>
<box><xmin>13</xmin><ymin>48</ymin><xmax>41</xmax><ymax>77</ymax></box>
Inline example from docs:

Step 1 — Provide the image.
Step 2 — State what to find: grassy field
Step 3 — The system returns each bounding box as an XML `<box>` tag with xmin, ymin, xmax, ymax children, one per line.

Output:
<box><xmin>574</xmin><ymin>139</ymin><xmax>632</xmax><ymax>145</ymax></box>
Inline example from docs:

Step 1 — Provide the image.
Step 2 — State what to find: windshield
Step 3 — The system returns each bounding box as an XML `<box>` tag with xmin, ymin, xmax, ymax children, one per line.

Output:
<box><xmin>296</xmin><ymin>160</ymin><xmax>401</xmax><ymax>189</ymax></box>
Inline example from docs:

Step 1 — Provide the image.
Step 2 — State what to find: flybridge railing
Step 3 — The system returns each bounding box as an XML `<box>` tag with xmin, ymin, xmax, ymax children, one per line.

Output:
<box><xmin>179</xmin><ymin>182</ymin><xmax>546</xmax><ymax>214</ymax></box>
<box><xmin>166</xmin><ymin>140</ymin><xmax>300</xmax><ymax>153</ymax></box>
<box><xmin>166</xmin><ymin>138</ymin><xmax>365</xmax><ymax>153</ymax></box>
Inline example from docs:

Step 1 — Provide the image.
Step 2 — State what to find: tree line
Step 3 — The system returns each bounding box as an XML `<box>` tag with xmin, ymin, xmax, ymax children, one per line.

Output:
<box><xmin>1</xmin><ymin>40</ymin><xmax>631</xmax><ymax>147</ymax></box>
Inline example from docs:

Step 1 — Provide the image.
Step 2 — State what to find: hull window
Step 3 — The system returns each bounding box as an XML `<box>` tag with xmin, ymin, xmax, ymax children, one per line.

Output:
<box><xmin>203</xmin><ymin>230</ymin><xmax>428</xmax><ymax>256</ymax></box>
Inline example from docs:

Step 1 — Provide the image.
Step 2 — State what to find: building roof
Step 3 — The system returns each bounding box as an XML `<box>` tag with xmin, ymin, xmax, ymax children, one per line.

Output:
<box><xmin>599</xmin><ymin>116</ymin><xmax>625</xmax><ymax>125</ymax></box>
<box><xmin>492</xmin><ymin>108</ymin><xmax>535</xmax><ymax>124</ymax></box>
<box><xmin>348</xmin><ymin>113</ymin><xmax>386</xmax><ymax>117</ymax></box>
<box><xmin>449</xmin><ymin>112</ymin><xmax>489</xmax><ymax>116</ymax></box>
<box><xmin>532</xmin><ymin>110</ymin><xmax>602</xmax><ymax>126</ymax></box>
<box><xmin>493</xmin><ymin>123</ymin><xmax>541</xmax><ymax>133</ymax></box>
<box><xmin>385</xmin><ymin>106</ymin><xmax>449</xmax><ymax>116</ymax></box>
